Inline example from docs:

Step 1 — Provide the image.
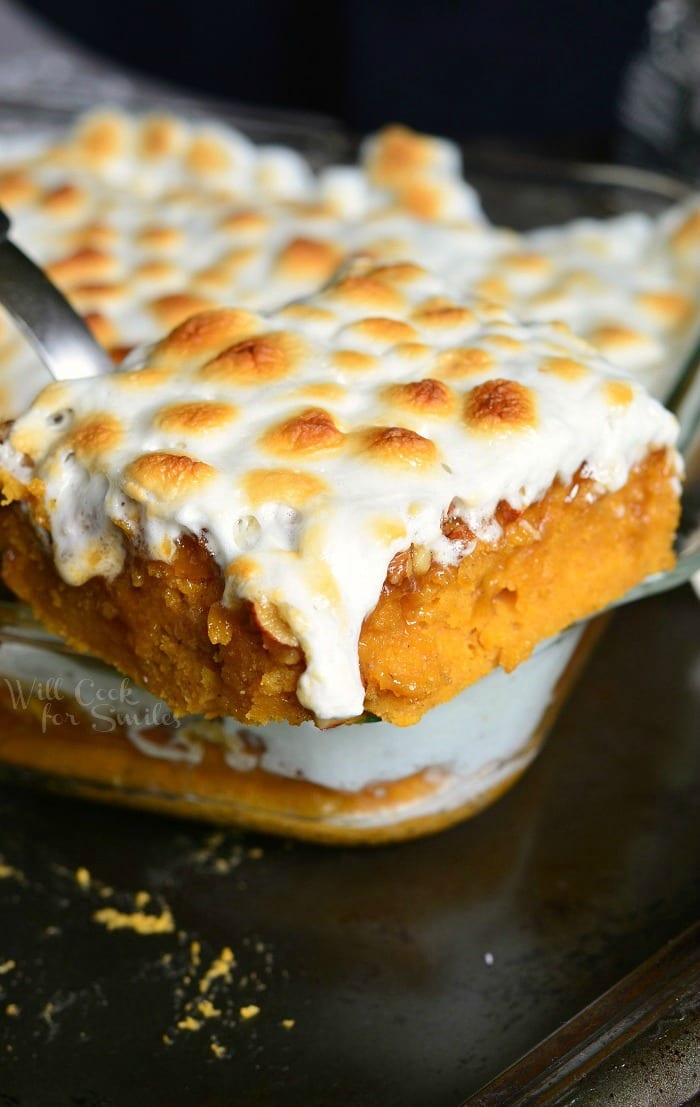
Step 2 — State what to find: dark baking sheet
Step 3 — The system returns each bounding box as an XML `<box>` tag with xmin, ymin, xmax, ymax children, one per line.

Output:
<box><xmin>0</xmin><ymin>585</ymin><xmax>698</xmax><ymax>1106</ymax></box>
<box><xmin>0</xmin><ymin>122</ymin><xmax>698</xmax><ymax>1102</ymax></box>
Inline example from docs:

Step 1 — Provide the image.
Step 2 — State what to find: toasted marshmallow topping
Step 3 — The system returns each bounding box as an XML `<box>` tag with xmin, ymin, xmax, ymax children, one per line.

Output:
<box><xmin>2</xmin><ymin>109</ymin><xmax>700</xmax><ymax>426</ymax></box>
<box><xmin>0</xmin><ymin>112</ymin><xmax>488</xmax><ymax>418</ymax></box>
<box><xmin>1</xmin><ymin>262</ymin><xmax>679</xmax><ymax>720</ymax></box>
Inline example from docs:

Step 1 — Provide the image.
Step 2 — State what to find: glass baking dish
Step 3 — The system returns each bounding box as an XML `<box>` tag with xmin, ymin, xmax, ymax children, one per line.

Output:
<box><xmin>0</xmin><ymin>107</ymin><xmax>699</xmax><ymax>844</ymax></box>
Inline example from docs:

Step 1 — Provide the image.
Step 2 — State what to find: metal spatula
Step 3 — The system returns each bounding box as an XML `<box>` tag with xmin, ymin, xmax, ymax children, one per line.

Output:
<box><xmin>0</xmin><ymin>206</ymin><xmax>113</xmax><ymax>380</ymax></box>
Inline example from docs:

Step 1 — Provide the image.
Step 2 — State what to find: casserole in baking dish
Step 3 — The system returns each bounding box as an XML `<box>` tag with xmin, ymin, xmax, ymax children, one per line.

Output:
<box><xmin>0</xmin><ymin>108</ymin><xmax>697</xmax><ymax>842</ymax></box>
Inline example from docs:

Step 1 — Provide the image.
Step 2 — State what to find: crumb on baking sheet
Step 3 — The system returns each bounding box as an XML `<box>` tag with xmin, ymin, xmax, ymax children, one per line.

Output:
<box><xmin>0</xmin><ymin>862</ymin><xmax>23</xmax><ymax>882</ymax></box>
<box><xmin>177</xmin><ymin>1015</ymin><xmax>202</xmax><ymax>1032</ymax></box>
<box><xmin>198</xmin><ymin>947</ymin><xmax>235</xmax><ymax>994</ymax></box>
<box><xmin>0</xmin><ymin>824</ymin><xmax>292</xmax><ymax>1059</ymax></box>
<box><xmin>184</xmin><ymin>831</ymin><xmax>270</xmax><ymax>874</ymax></box>
<box><xmin>92</xmin><ymin>904</ymin><xmax>175</xmax><ymax>934</ymax></box>
<box><xmin>75</xmin><ymin>867</ymin><xmax>91</xmax><ymax>889</ymax></box>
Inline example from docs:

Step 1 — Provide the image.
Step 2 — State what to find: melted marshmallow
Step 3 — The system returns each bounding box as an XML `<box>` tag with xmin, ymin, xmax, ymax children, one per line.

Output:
<box><xmin>2</xmin><ymin>109</ymin><xmax>700</xmax><ymax>429</ymax></box>
<box><xmin>0</xmin><ymin>111</ymin><xmax>486</xmax><ymax>419</ymax></box>
<box><xmin>1</xmin><ymin>262</ymin><xmax>679</xmax><ymax>720</ymax></box>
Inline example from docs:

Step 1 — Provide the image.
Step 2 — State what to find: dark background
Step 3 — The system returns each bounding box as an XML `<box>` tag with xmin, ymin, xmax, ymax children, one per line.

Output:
<box><xmin>22</xmin><ymin>0</ymin><xmax>653</xmax><ymax>145</ymax></box>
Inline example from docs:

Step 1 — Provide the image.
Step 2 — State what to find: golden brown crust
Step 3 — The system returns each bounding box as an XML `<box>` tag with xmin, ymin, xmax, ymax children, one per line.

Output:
<box><xmin>411</xmin><ymin>300</ymin><xmax>476</xmax><ymax>331</ymax></box>
<box><xmin>343</xmin><ymin>316</ymin><xmax>418</xmax><ymax>347</ymax></box>
<box><xmin>538</xmin><ymin>356</ymin><xmax>589</xmax><ymax>382</ymax></box>
<box><xmin>46</xmin><ymin>248</ymin><xmax>117</xmax><ymax>284</ymax></box>
<box><xmin>242</xmin><ymin>468</ymin><xmax>328</xmax><ymax>507</ymax></box>
<box><xmin>124</xmin><ymin>452</ymin><xmax>217</xmax><ymax>502</ymax></box>
<box><xmin>436</xmin><ymin>347</ymin><xmax>495</xmax><ymax>379</ymax></box>
<box><xmin>69</xmin><ymin>413</ymin><xmax>124</xmax><ymax>461</ymax></box>
<box><xmin>154</xmin><ymin>308</ymin><xmax>262</xmax><ymax>366</ymax></box>
<box><xmin>259</xmin><ymin>407</ymin><xmax>345</xmax><ymax>457</ymax></box>
<box><xmin>671</xmin><ymin>209</ymin><xmax>700</xmax><ymax>253</ymax></box>
<box><xmin>274</xmin><ymin>237</ymin><xmax>343</xmax><ymax>281</ymax></box>
<box><xmin>0</xmin><ymin>169</ymin><xmax>38</xmax><ymax>207</ymax></box>
<box><xmin>365</xmin><ymin>125</ymin><xmax>439</xmax><ymax>184</ymax></box>
<box><xmin>40</xmin><ymin>184</ymin><xmax>87</xmax><ymax>218</ymax></box>
<box><xmin>74</xmin><ymin>112</ymin><xmax>130</xmax><ymax>166</ymax></box>
<box><xmin>463</xmin><ymin>378</ymin><xmax>537</xmax><ymax>434</ymax></box>
<box><xmin>382</xmin><ymin>378</ymin><xmax>455</xmax><ymax>417</ymax></box>
<box><xmin>199</xmin><ymin>332</ymin><xmax>305</xmax><ymax>386</ymax></box>
<box><xmin>357</xmin><ymin>425</ymin><xmax>440</xmax><ymax>469</ymax></box>
<box><xmin>154</xmin><ymin>401</ymin><xmax>239</xmax><ymax>435</ymax></box>
<box><xmin>149</xmin><ymin>294</ymin><xmax>215</xmax><ymax>330</ymax></box>
<box><xmin>332</xmin><ymin>350</ymin><xmax>380</xmax><ymax>374</ymax></box>
<box><xmin>84</xmin><ymin>311</ymin><xmax>118</xmax><ymax>349</ymax></box>
<box><xmin>635</xmin><ymin>290</ymin><xmax>692</xmax><ymax>328</ymax></box>
<box><xmin>603</xmin><ymin>380</ymin><xmax>635</xmax><ymax>408</ymax></box>
<box><xmin>326</xmin><ymin>274</ymin><xmax>406</xmax><ymax>313</ymax></box>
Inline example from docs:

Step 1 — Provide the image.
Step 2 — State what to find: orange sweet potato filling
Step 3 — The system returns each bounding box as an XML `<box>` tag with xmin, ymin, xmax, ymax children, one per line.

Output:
<box><xmin>0</xmin><ymin>448</ymin><xmax>679</xmax><ymax>727</ymax></box>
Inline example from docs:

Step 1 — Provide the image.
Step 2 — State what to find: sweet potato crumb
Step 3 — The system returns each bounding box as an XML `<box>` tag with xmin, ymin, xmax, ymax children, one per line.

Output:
<box><xmin>93</xmin><ymin>905</ymin><xmax>175</xmax><ymax>934</ymax></box>
<box><xmin>177</xmin><ymin>1015</ymin><xmax>201</xmax><ymax>1032</ymax></box>
<box><xmin>75</xmin><ymin>867</ymin><xmax>91</xmax><ymax>889</ymax></box>
<box><xmin>0</xmin><ymin>863</ymin><xmax>22</xmax><ymax>881</ymax></box>
<box><xmin>198</xmin><ymin>947</ymin><xmax>235</xmax><ymax>994</ymax></box>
